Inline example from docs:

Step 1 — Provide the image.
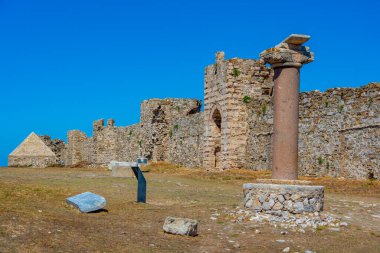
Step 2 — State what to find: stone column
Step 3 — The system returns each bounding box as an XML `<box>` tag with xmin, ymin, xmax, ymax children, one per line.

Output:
<box><xmin>260</xmin><ymin>34</ymin><xmax>314</xmax><ymax>180</ymax></box>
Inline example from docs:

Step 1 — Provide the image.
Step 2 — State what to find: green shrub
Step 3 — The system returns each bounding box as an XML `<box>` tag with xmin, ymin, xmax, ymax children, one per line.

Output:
<box><xmin>243</xmin><ymin>96</ymin><xmax>251</xmax><ymax>104</ymax></box>
<box><xmin>232</xmin><ymin>68</ymin><xmax>241</xmax><ymax>77</ymax></box>
<box><xmin>339</xmin><ymin>105</ymin><xmax>344</xmax><ymax>113</ymax></box>
<box><xmin>318</xmin><ymin>156</ymin><xmax>323</xmax><ymax>165</ymax></box>
<box><xmin>262</xmin><ymin>104</ymin><xmax>267</xmax><ymax>115</ymax></box>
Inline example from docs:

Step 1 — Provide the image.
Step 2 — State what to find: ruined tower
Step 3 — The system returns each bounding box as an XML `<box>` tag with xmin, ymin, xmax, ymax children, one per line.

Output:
<box><xmin>203</xmin><ymin>52</ymin><xmax>273</xmax><ymax>170</ymax></box>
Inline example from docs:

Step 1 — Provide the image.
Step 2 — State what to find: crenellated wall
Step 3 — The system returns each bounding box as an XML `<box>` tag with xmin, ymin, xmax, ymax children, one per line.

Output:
<box><xmin>64</xmin><ymin>99</ymin><xmax>202</xmax><ymax>166</ymax></box>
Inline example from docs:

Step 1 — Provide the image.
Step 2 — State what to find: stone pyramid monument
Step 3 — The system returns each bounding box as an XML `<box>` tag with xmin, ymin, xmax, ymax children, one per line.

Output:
<box><xmin>8</xmin><ymin>132</ymin><xmax>58</xmax><ymax>168</ymax></box>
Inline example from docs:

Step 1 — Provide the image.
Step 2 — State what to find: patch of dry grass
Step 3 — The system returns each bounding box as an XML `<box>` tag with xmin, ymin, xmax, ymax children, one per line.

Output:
<box><xmin>0</xmin><ymin>166</ymin><xmax>379</xmax><ymax>253</ymax></box>
<box><xmin>144</xmin><ymin>162</ymin><xmax>271</xmax><ymax>181</ymax></box>
<box><xmin>304</xmin><ymin>176</ymin><xmax>380</xmax><ymax>196</ymax></box>
<box><xmin>145</xmin><ymin>162</ymin><xmax>380</xmax><ymax>196</ymax></box>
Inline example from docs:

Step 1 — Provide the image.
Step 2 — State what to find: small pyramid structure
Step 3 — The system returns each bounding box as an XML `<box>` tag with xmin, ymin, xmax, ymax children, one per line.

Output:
<box><xmin>8</xmin><ymin>132</ymin><xmax>57</xmax><ymax>168</ymax></box>
<box><xmin>9</xmin><ymin>132</ymin><xmax>56</xmax><ymax>157</ymax></box>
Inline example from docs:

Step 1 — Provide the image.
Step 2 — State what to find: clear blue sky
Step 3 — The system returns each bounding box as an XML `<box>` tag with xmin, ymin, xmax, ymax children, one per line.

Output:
<box><xmin>0</xmin><ymin>0</ymin><xmax>379</xmax><ymax>166</ymax></box>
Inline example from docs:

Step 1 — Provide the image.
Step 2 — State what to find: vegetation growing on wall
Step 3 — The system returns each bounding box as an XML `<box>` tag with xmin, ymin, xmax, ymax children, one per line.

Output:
<box><xmin>243</xmin><ymin>96</ymin><xmax>251</xmax><ymax>104</ymax></box>
<box><xmin>232</xmin><ymin>68</ymin><xmax>241</xmax><ymax>77</ymax></box>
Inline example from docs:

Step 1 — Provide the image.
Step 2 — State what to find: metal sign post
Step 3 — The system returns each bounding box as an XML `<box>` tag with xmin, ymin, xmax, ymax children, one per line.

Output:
<box><xmin>131</xmin><ymin>165</ymin><xmax>146</xmax><ymax>203</ymax></box>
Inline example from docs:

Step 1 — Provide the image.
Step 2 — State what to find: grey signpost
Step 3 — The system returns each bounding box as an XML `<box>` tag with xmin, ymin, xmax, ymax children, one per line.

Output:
<box><xmin>108</xmin><ymin>161</ymin><xmax>147</xmax><ymax>203</ymax></box>
<box><xmin>131</xmin><ymin>165</ymin><xmax>146</xmax><ymax>203</ymax></box>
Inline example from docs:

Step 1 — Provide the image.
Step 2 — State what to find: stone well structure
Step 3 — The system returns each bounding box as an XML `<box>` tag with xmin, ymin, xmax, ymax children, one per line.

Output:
<box><xmin>243</xmin><ymin>34</ymin><xmax>325</xmax><ymax>213</ymax></box>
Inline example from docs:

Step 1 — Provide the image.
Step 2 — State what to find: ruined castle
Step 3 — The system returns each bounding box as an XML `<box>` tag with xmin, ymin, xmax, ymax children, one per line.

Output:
<box><xmin>9</xmin><ymin>52</ymin><xmax>379</xmax><ymax>180</ymax></box>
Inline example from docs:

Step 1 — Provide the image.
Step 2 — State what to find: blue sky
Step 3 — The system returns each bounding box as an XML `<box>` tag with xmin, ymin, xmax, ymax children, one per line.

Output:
<box><xmin>0</xmin><ymin>0</ymin><xmax>379</xmax><ymax>166</ymax></box>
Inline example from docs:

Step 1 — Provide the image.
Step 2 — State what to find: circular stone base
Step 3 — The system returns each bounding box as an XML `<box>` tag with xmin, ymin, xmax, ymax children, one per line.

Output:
<box><xmin>243</xmin><ymin>183</ymin><xmax>324</xmax><ymax>214</ymax></box>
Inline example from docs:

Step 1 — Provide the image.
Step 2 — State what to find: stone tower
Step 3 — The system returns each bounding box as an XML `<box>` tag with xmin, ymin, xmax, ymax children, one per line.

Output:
<box><xmin>203</xmin><ymin>52</ymin><xmax>272</xmax><ymax>170</ymax></box>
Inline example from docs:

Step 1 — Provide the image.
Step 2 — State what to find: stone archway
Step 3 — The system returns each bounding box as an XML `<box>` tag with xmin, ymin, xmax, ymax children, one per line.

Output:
<box><xmin>211</xmin><ymin>108</ymin><xmax>222</xmax><ymax>169</ymax></box>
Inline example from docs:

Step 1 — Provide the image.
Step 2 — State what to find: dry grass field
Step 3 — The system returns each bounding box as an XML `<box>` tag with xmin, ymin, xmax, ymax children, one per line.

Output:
<box><xmin>0</xmin><ymin>163</ymin><xmax>379</xmax><ymax>253</ymax></box>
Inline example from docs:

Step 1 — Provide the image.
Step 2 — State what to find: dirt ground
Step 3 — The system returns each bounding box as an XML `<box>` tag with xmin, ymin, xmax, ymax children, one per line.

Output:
<box><xmin>0</xmin><ymin>163</ymin><xmax>379</xmax><ymax>253</ymax></box>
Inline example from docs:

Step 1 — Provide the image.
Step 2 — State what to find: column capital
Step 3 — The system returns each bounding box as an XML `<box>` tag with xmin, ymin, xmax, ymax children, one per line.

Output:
<box><xmin>260</xmin><ymin>34</ymin><xmax>314</xmax><ymax>69</ymax></box>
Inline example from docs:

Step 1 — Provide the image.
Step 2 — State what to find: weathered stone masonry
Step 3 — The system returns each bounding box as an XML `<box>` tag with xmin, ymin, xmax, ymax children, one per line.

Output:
<box><xmin>244</xmin><ymin>83</ymin><xmax>379</xmax><ymax>180</ymax></box>
<box><xmin>59</xmin><ymin>53</ymin><xmax>379</xmax><ymax>180</ymax></box>
<box><xmin>64</xmin><ymin>99</ymin><xmax>202</xmax><ymax>167</ymax></box>
<box><xmin>203</xmin><ymin>52</ymin><xmax>272</xmax><ymax>170</ymax></box>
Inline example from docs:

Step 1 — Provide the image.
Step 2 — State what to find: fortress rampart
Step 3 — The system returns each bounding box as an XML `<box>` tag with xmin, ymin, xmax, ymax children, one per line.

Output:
<box><xmin>10</xmin><ymin>52</ymin><xmax>378</xmax><ymax>180</ymax></box>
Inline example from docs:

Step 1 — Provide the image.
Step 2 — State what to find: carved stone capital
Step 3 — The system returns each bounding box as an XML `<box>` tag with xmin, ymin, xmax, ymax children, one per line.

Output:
<box><xmin>260</xmin><ymin>34</ymin><xmax>314</xmax><ymax>68</ymax></box>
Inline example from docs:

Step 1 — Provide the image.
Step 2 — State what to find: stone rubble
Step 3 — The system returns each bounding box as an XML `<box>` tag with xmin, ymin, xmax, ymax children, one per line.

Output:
<box><xmin>216</xmin><ymin>206</ymin><xmax>346</xmax><ymax>233</ymax></box>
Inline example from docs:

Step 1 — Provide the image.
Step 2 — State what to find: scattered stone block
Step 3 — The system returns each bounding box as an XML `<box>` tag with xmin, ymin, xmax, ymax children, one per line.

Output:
<box><xmin>66</xmin><ymin>192</ymin><xmax>106</xmax><ymax>213</ymax></box>
<box><xmin>163</xmin><ymin>217</ymin><xmax>198</xmax><ymax>236</ymax></box>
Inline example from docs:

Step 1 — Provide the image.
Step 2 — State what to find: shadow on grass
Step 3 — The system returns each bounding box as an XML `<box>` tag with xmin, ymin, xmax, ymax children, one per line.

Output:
<box><xmin>88</xmin><ymin>208</ymin><xmax>109</xmax><ymax>214</ymax></box>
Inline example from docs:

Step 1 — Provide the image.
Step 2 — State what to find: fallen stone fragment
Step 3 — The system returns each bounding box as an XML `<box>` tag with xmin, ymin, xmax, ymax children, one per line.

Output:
<box><xmin>163</xmin><ymin>217</ymin><xmax>198</xmax><ymax>236</ymax></box>
<box><xmin>66</xmin><ymin>192</ymin><xmax>106</xmax><ymax>213</ymax></box>
<box><xmin>283</xmin><ymin>247</ymin><xmax>290</xmax><ymax>252</ymax></box>
<box><xmin>339</xmin><ymin>222</ymin><xmax>348</xmax><ymax>227</ymax></box>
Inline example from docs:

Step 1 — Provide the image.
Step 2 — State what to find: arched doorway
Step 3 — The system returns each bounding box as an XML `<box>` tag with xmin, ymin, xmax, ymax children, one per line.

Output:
<box><xmin>211</xmin><ymin>108</ymin><xmax>222</xmax><ymax>169</ymax></box>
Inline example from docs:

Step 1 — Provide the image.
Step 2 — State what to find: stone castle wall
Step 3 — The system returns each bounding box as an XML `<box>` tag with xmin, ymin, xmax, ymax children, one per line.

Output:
<box><xmin>168</xmin><ymin>112</ymin><xmax>204</xmax><ymax>168</ymax></box>
<box><xmin>39</xmin><ymin>135</ymin><xmax>66</xmax><ymax>164</ymax></box>
<box><xmin>64</xmin><ymin>99</ymin><xmax>202</xmax><ymax>167</ymax></box>
<box><xmin>61</xmin><ymin>53</ymin><xmax>379</xmax><ymax>180</ymax></box>
<box><xmin>244</xmin><ymin>83</ymin><xmax>380</xmax><ymax>179</ymax></box>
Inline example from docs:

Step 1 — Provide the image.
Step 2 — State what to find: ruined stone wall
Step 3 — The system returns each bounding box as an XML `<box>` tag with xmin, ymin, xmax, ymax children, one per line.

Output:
<box><xmin>140</xmin><ymin>98</ymin><xmax>202</xmax><ymax>162</ymax></box>
<box><xmin>92</xmin><ymin>119</ymin><xmax>119</xmax><ymax>164</ymax></box>
<box><xmin>168</xmin><ymin>112</ymin><xmax>204</xmax><ymax>168</ymax></box>
<box><xmin>65</xmin><ymin>130</ymin><xmax>88</xmax><ymax>166</ymax></box>
<box><xmin>60</xmin><ymin>49</ymin><xmax>378</xmax><ymax>180</ymax></box>
<box><xmin>245</xmin><ymin>83</ymin><xmax>380</xmax><ymax>179</ymax></box>
<box><xmin>298</xmin><ymin>83</ymin><xmax>379</xmax><ymax>179</ymax></box>
<box><xmin>64</xmin><ymin>120</ymin><xmax>145</xmax><ymax>166</ymax></box>
<box><xmin>245</xmin><ymin>93</ymin><xmax>274</xmax><ymax>171</ymax></box>
<box><xmin>39</xmin><ymin>135</ymin><xmax>66</xmax><ymax>164</ymax></box>
<box><xmin>64</xmin><ymin>99</ymin><xmax>202</xmax><ymax>166</ymax></box>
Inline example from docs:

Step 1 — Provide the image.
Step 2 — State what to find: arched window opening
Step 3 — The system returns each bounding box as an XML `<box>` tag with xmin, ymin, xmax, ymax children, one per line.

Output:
<box><xmin>212</xmin><ymin>109</ymin><xmax>222</xmax><ymax>132</ymax></box>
